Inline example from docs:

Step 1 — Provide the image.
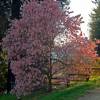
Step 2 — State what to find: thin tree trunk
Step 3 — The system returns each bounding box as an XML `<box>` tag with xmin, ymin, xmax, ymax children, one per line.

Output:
<box><xmin>48</xmin><ymin>75</ymin><xmax>52</xmax><ymax>92</ymax></box>
<box><xmin>48</xmin><ymin>45</ymin><xmax>52</xmax><ymax>92</ymax></box>
<box><xmin>7</xmin><ymin>59</ymin><xmax>11</xmax><ymax>94</ymax></box>
<box><xmin>47</xmin><ymin>62</ymin><xmax>52</xmax><ymax>92</ymax></box>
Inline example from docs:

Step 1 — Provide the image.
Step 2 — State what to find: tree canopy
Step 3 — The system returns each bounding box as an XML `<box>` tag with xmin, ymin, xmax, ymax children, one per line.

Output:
<box><xmin>89</xmin><ymin>2</ymin><xmax>100</xmax><ymax>40</ymax></box>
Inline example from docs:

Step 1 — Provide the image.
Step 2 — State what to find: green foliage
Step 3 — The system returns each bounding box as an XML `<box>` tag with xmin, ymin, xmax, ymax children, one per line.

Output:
<box><xmin>89</xmin><ymin>2</ymin><xmax>100</xmax><ymax>40</ymax></box>
<box><xmin>0</xmin><ymin>94</ymin><xmax>16</xmax><ymax>100</ymax></box>
<box><xmin>0</xmin><ymin>50</ymin><xmax>7</xmax><ymax>89</ymax></box>
<box><xmin>0</xmin><ymin>0</ymin><xmax>11</xmax><ymax>17</ymax></box>
<box><xmin>95</xmin><ymin>58</ymin><xmax>100</xmax><ymax>67</ymax></box>
<box><xmin>0</xmin><ymin>16</ymin><xmax>8</xmax><ymax>39</ymax></box>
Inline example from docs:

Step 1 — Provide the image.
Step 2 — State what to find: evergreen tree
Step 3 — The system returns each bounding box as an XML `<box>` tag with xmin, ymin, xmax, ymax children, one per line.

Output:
<box><xmin>89</xmin><ymin>1</ymin><xmax>100</xmax><ymax>56</ymax></box>
<box><xmin>89</xmin><ymin>2</ymin><xmax>100</xmax><ymax>40</ymax></box>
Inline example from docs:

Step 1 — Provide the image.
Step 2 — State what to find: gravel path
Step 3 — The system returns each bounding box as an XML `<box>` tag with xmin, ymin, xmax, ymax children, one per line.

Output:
<box><xmin>78</xmin><ymin>88</ymin><xmax>100</xmax><ymax>100</ymax></box>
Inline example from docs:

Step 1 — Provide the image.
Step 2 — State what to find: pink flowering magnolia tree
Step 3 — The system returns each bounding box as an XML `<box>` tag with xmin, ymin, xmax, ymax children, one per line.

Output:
<box><xmin>3</xmin><ymin>0</ymin><xmax>87</xmax><ymax>96</ymax></box>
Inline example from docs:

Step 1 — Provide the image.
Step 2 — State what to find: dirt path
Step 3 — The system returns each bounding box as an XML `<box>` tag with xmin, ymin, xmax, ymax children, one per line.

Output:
<box><xmin>78</xmin><ymin>88</ymin><xmax>100</xmax><ymax>100</ymax></box>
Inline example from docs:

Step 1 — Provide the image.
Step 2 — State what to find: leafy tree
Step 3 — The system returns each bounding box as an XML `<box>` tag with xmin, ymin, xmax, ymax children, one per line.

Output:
<box><xmin>0</xmin><ymin>0</ymin><xmax>11</xmax><ymax>17</ymax></box>
<box><xmin>0</xmin><ymin>0</ymin><xmax>10</xmax><ymax>36</ymax></box>
<box><xmin>89</xmin><ymin>1</ymin><xmax>100</xmax><ymax>56</ymax></box>
<box><xmin>0</xmin><ymin>0</ymin><xmax>22</xmax><ymax>93</ymax></box>
<box><xmin>0</xmin><ymin>50</ymin><xmax>7</xmax><ymax>89</ymax></box>
<box><xmin>0</xmin><ymin>16</ymin><xmax>8</xmax><ymax>40</ymax></box>
<box><xmin>11</xmin><ymin>0</ymin><xmax>70</xmax><ymax>19</ymax></box>
<box><xmin>3</xmin><ymin>0</ymin><xmax>96</xmax><ymax>97</ymax></box>
<box><xmin>0</xmin><ymin>1</ymin><xmax>10</xmax><ymax>93</ymax></box>
<box><xmin>89</xmin><ymin>2</ymin><xmax>100</xmax><ymax>40</ymax></box>
<box><xmin>55</xmin><ymin>36</ymin><xmax>96</xmax><ymax>81</ymax></box>
<box><xmin>0</xmin><ymin>0</ymin><xmax>10</xmax><ymax>41</ymax></box>
<box><xmin>0</xmin><ymin>0</ymin><xmax>70</xmax><ymax>94</ymax></box>
<box><xmin>11</xmin><ymin>0</ymin><xmax>22</xmax><ymax>19</ymax></box>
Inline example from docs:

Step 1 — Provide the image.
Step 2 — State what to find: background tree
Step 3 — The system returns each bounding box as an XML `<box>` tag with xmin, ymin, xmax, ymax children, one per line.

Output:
<box><xmin>89</xmin><ymin>2</ymin><xmax>100</xmax><ymax>40</ymax></box>
<box><xmin>55</xmin><ymin>36</ymin><xmax>96</xmax><ymax>82</ymax></box>
<box><xmin>89</xmin><ymin>0</ymin><xmax>100</xmax><ymax>56</ymax></box>
<box><xmin>0</xmin><ymin>0</ymin><xmax>11</xmax><ymax>93</ymax></box>
<box><xmin>0</xmin><ymin>51</ymin><xmax>7</xmax><ymax>90</ymax></box>
<box><xmin>0</xmin><ymin>0</ymin><xmax>22</xmax><ymax>93</ymax></box>
<box><xmin>0</xmin><ymin>0</ymin><xmax>11</xmax><ymax>43</ymax></box>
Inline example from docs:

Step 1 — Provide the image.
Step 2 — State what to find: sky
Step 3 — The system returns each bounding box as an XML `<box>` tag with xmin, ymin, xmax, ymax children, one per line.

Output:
<box><xmin>70</xmin><ymin>0</ymin><xmax>95</xmax><ymax>38</ymax></box>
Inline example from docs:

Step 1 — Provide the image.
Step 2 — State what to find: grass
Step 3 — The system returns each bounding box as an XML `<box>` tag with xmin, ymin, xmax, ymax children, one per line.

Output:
<box><xmin>0</xmin><ymin>77</ymin><xmax>100</xmax><ymax>100</ymax></box>
<box><xmin>0</xmin><ymin>94</ymin><xmax>17</xmax><ymax>100</ymax></box>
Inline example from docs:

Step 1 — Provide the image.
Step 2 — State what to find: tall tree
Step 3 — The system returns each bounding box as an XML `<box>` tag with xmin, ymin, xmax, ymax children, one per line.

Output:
<box><xmin>89</xmin><ymin>2</ymin><xmax>100</xmax><ymax>40</ymax></box>
<box><xmin>0</xmin><ymin>0</ymin><xmax>11</xmax><ymax>17</ymax></box>
<box><xmin>0</xmin><ymin>0</ymin><xmax>70</xmax><ymax>94</ymax></box>
<box><xmin>89</xmin><ymin>1</ymin><xmax>100</xmax><ymax>56</ymax></box>
<box><xmin>0</xmin><ymin>0</ymin><xmax>11</xmax><ymax>93</ymax></box>
<box><xmin>3</xmin><ymin>0</ymin><xmax>84</xmax><ymax>97</ymax></box>
<box><xmin>11</xmin><ymin>0</ymin><xmax>21</xmax><ymax>19</ymax></box>
<box><xmin>0</xmin><ymin>0</ymin><xmax>11</xmax><ymax>41</ymax></box>
<box><xmin>0</xmin><ymin>0</ymin><xmax>21</xmax><ymax>93</ymax></box>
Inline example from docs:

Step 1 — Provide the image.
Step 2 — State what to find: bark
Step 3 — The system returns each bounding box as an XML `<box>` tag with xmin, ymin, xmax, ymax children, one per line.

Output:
<box><xmin>47</xmin><ymin>46</ymin><xmax>52</xmax><ymax>92</ymax></box>
<box><xmin>7</xmin><ymin>60</ymin><xmax>11</xmax><ymax>93</ymax></box>
<box><xmin>48</xmin><ymin>75</ymin><xmax>52</xmax><ymax>92</ymax></box>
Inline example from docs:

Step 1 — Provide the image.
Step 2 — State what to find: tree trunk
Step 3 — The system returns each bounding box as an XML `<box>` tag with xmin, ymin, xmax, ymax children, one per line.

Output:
<box><xmin>48</xmin><ymin>74</ymin><xmax>52</xmax><ymax>92</ymax></box>
<box><xmin>7</xmin><ymin>60</ymin><xmax>11</xmax><ymax>94</ymax></box>
<box><xmin>86</xmin><ymin>76</ymin><xmax>89</xmax><ymax>82</ymax></box>
<box><xmin>47</xmin><ymin>47</ymin><xmax>52</xmax><ymax>92</ymax></box>
<box><xmin>11</xmin><ymin>0</ymin><xmax>21</xmax><ymax>19</ymax></box>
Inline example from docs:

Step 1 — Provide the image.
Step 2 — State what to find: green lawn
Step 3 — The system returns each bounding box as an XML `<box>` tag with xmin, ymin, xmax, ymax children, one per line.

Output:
<box><xmin>0</xmin><ymin>77</ymin><xmax>100</xmax><ymax>100</ymax></box>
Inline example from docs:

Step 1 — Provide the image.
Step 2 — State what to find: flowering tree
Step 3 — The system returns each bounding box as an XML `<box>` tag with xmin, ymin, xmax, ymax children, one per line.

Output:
<box><xmin>3</xmin><ymin>0</ymin><xmax>88</xmax><ymax>97</ymax></box>
<box><xmin>53</xmin><ymin>35</ymin><xmax>96</xmax><ymax>84</ymax></box>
